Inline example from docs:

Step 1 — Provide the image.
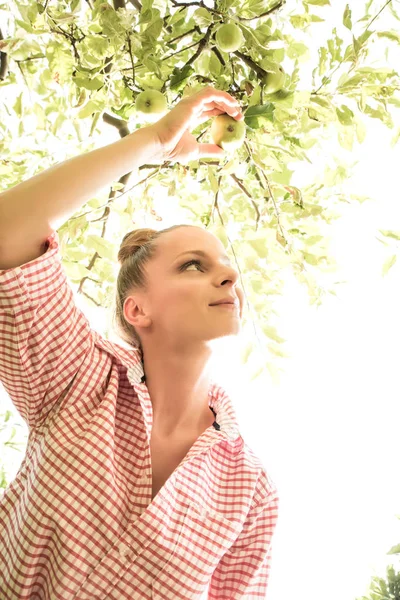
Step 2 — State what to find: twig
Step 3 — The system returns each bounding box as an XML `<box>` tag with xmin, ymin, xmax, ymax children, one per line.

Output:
<box><xmin>366</xmin><ymin>0</ymin><xmax>392</xmax><ymax>30</ymax></box>
<box><xmin>210</xmin><ymin>174</ymin><xmax>263</xmax><ymax>346</ymax></box>
<box><xmin>244</xmin><ymin>140</ymin><xmax>288</xmax><ymax>248</ymax></box>
<box><xmin>237</xmin><ymin>0</ymin><xmax>285</xmax><ymax>21</ymax></box>
<box><xmin>170</xmin><ymin>0</ymin><xmax>223</xmax><ymax>18</ymax></box>
<box><xmin>230</xmin><ymin>173</ymin><xmax>261</xmax><ymax>226</ymax></box>
<box><xmin>312</xmin><ymin>0</ymin><xmax>393</xmax><ymax>95</ymax></box>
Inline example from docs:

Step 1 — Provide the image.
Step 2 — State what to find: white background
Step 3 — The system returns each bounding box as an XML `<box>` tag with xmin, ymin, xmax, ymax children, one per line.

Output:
<box><xmin>1</xmin><ymin>2</ymin><xmax>400</xmax><ymax>599</ymax></box>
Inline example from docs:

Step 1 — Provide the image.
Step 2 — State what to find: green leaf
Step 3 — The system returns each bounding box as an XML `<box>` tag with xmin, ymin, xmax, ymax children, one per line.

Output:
<box><xmin>353</xmin><ymin>34</ymin><xmax>361</xmax><ymax>56</ymax></box>
<box><xmin>379</xmin><ymin>229</ymin><xmax>400</xmax><ymax>241</ymax></box>
<box><xmin>387</xmin><ymin>543</ymin><xmax>400</xmax><ymax>554</ymax></box>
<box><xmin>209</xmin><ymin>52</ymin><xmax>222</xmax><ymax>77</ymax></box>
<box><xmin>263</xmin><ymin>325</ymin><xmax>286</xmax><ymax>344</ymax></box>
<box><xmin>290</xmin><ymin>15</ymin><xmax>309</xmax><ymax>29</ymax></box>
<box><xmin>391</xmin><ymin>127</ymin><xmax>400</xmax><ymax>147</ymax></box>
<box><xmin>304</xmin><ymin>0</ymin><xmax>330</xmax><ymax>5</ymax></box>
<box><xmin>77</xmin><ymin>99</ymin><xmax>103</xmax><ymax>119</ymax></box>
<box><xmin>250</xmin><ymin>365</ymin><xmax>265</xmax><ymax>383</ymax></box>
<box><xmin>13</xmin><ymin>93</ymin><xmax>23</xmax><ymax>118</ymax></box>
<box><xmin>268</xmin><ymin>342</ymin><xmax>291</xmax><ymax>358</ymax></box>
<box><xmin>359</xmin><ymin>30</ymin><xmax>374</xmax><ymax>45</ymax></box>
<box><xmin>192</xmin><ymin>7</ymin><xmax>213</xmax><ymax>27</ymax></box>
<box><xmin>310</xmin><ymin>95</ymin><xmax>333</xmax><ymax>109</ymax></box>
<box><xmin>83</xmin><ymin>35</ymin><xmax>109</xmax><ymax>60</ymax></box>
<box><xmin>304</xmin><ymin>235</ymin><xmax>324</xmax><ymax>245</ymax></box>
<box><xmin>336</xmin><ymin>105</ymin><xmax>354</xmax><ymax>126</ymax></box>
<box><xmin>377</xmin><ymin>30</ymin><xmax>400</xmax><ymax>44</ymax></box>
<box><xmin>343</xmin><ymin>43</ymin><xmax>354</xmax><ymax>62</ymax></box>
<box><xmin>238</xmin><ymin>22</ymin><xmax>267</xmax><ymax>51</ymax></box>
<box><xmin>73</xmin><ymin>76</ymin><xmax>104</xmax><ymax>91</ymax></box>
<box><xmin>318</xmin><ymin>47</ymin><xmax>328</xmax><ymax>75</ymax></box>
<box><xmin>246</xmin><ymin>237</ymin><xmax>268</xmax><ymax>259</ymax></box>
<box><xmin>142</xmin><ymin>55</ymin><xmax>162</xmax><ymax>79</ymax></box>
<box><xmin>265</xmin><ymin>361</ymin><xmax>282</xmax><ymax>386</ymax></box>
<box><xmin>143</xmin><ymin>16</ymin><xmax>164</xmax><ymax>41</ymax></box>
<box><xmin>240</xmin><ymin>341</ymin><xmax>254</xmax><ymax>365</ymax></box>
<box><xmin>363</xmin><ymin>103</ymin><xmax>393</xmax><ymax>128</ymax></box>
<box><xmin>287</xmin><ymin>42</ymin><xmax>310</xmax><ymax>61</ymax></box>
<box><xmin>138</xmin><ymin>7</ymin><xmax>153</xmax><ymax>24</ymax></box>
<box><xmin>303</xmin><ymin>252</ymin><xmax>319</xmax><ymax>265</ymax></box>
<box><xmin>207</xmin><ymin>165</ymin><xmax>219</xmax><ymax>194</ymax></box>
<box><xmin>343</xmin><ymin>4</ymin><xmax>352</xmax><ymax>30</ymax></box>
<box><xmin>14</xmin><ymin>18</ymin><xmax>34</xmax><ymax>33</ymax></box>
<box><xmin>169</xmin><ymin>65</ymin><xmax>195</xmax><ymax>92</ymax></box>
<box><xmin>382</xmin><ymin>254</ymin><xmax>397</xmax><ymax>276</ymax></box>
<box><xmin>337</xmin><ymin>73</ymin><xmax>365</xmax><ymax>91</ymax></box>
<box><xmin>244</xmin><ymin>103</ymin><xmax>275</xmax><ymax>129</ymax></box>
<box><xmin>356</xmin><ymin>119</ymin><xmax>366</xmax><ymax>143</ymax></box>
<box><xmin>308</xmin><ymin>95</ymin><xmax>335</xmax><ymax>122</ymax></box>
<box><xmin>338</xmin><ymin>127</ymin><xmax>354</xmax><ymax>151</ymax></box>
<box><xmin>63</xmin><ymin>261</ymin><xmax>93</xmax><ymax>281</ymax></box>
<box><xmin>86</xmin><ymin>235</ymin><xmax>116</xmax><ymax>260</ymax></box>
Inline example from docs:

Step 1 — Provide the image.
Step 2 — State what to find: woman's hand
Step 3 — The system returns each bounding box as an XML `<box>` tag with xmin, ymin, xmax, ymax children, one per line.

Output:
<box><xmin>146</xmin><ymin>86</ymin><xmax>244</xmax><ymax>165</ymax></box>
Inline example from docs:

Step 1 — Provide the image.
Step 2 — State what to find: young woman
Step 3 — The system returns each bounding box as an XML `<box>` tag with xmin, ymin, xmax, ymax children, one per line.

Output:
<box><xmin>0</xmin><ymin>86</ymin><xmax>279</xmax><ymax>599</ymax></box>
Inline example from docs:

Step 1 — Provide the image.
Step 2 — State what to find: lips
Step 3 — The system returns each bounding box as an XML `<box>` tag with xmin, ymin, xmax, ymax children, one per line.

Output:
<box><xmin>210</xmin><ymin>302</ymin><xmax>235</xmax><ymax>306</ymax></box>
<box><xmin>209</xmin><ymin>297</ymin><xmax>238</xmax><ymax>306</ymax></box>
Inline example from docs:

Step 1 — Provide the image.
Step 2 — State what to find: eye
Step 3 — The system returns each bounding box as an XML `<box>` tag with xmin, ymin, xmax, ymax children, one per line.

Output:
<box><xmin>180</xmin><ymin>259</ymin><xmax>203</xmax><ymax>271</ymax></box>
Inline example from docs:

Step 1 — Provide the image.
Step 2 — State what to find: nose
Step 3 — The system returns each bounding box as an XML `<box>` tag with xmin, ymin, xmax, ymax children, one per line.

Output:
<box><xmin>219</xmin><ymin>266</ymin><xmax>242</xmax><ymax>305</ymax></box>
<box><xmin>222</xmin><ymin>263</ymin><xmax>239</xmax><ymax>283</ymax></box>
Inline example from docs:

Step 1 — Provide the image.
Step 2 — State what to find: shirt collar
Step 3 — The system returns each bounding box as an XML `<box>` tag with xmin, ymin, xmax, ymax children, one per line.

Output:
<box><xmin>93</xmin><ymin>333</ymin><xmax>241</xmax><ymax>444</ymax></box>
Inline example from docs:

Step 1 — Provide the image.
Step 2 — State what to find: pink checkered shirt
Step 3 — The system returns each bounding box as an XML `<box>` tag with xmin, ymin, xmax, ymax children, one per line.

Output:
<box><xmin>0</xmin><ymin>230</ymin><xmax>280</xmax><ymax>599</ymax></box>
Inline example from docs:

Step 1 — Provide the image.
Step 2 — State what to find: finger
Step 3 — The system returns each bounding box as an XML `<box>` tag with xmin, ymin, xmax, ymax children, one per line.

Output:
<box><xmin>197</xmin><ymin>143</ymin><xmax>226</xmax><ymax>160</ymax></box>
<box><xmin>196</xmin><ymin>86</ymin><xmax>240</xmax><ymax>108</ymax></box>
<box><xmin>193</xmin><ymin>108</ymin><xmax>225</xmax><ymax>127</ymax></box>
<box><xmin>198</xmin><ymin>100</ymin><xmax>242</xmax><ymax>119</ymax></box>
<box><xmin>193</xmin><ymin>106</ymin><xmax>244</xmax><ymax>128</ymax></box>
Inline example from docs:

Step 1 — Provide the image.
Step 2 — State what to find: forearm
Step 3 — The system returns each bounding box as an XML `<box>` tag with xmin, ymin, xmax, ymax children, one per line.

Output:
<box><xmin>0</xmin><ymin>125</ymin><xmax>158</xmax><ymax>235</ymax></box>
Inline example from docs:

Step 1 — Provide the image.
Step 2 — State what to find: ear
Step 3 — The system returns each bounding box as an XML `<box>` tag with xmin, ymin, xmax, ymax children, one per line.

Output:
<box><xmin>123</xmin><ymin>296</ymin><xmax>152</xmax><ymax>329</ymax></box>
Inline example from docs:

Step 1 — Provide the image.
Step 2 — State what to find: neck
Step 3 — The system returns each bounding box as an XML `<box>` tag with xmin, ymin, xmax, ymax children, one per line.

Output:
<box><xmin>142</xmin><ymin>343</ymin><xmax>215</xmax><ymax>438</ymax></box>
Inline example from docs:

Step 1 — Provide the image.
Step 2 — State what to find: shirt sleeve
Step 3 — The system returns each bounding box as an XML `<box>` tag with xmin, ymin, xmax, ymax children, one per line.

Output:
<box><xmin>0</xmin><ymin>230</ymin><xmax>95</xmax><ymax>431</ymax></box>
<box><xmin>207</xmin><ymin>486</ymin><xmax>280</xmax><ymax>599</ymax></box>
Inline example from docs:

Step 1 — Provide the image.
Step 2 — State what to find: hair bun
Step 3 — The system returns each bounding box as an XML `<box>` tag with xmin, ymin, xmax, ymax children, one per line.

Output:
<box><xmin>117</xmin><ymin>228</ymin><xmax>157</xmax><ymax>265</ymax></box>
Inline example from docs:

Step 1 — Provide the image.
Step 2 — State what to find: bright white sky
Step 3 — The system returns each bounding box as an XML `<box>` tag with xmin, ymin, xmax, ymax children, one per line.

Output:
<box><xmin>1</xmin><ymin>2</ymin><xmax>400</xmax><ymax>600</ymax></box>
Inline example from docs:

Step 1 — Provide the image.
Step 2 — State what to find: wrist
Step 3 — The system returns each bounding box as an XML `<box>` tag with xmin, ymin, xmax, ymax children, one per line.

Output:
<box><xmin>126</xmin><ymin>125</ymin><xmax>164</xmax><ymax>166</ymax></box>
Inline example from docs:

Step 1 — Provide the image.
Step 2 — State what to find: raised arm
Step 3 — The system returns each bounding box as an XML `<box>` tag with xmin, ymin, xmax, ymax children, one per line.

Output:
<box><xmin>0</xmin><ymin>126</ymin><xmax>158</xmax><ymax>270</ymax></box>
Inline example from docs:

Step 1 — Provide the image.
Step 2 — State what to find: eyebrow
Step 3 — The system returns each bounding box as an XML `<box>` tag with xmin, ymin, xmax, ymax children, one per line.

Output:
<box><xmin>176</xmin><ymin>250</ymin><xmax>232</xmax><ymax>266</ymax></box>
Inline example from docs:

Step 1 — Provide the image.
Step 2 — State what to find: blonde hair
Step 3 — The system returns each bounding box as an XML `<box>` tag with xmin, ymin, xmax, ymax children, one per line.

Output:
<box><xmin>112</xmin><ymin>224</ymin><xmax>200</xmax><ymax>349</ymax></box>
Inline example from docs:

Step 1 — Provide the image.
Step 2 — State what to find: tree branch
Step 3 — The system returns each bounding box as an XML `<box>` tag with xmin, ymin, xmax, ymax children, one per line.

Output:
<box><xmin>128</xmin><ymin>0</ymin><xmax>142</xmax><ymax>10</ymax></box>
<box><xmin>234</xmin><ymin>50</ymin><xmax>267</xmax><ymax>80</ymax></box>
<box><xmin>230</xmin><ymin>174</ymin><xmax>261</xmax><ymax>225</ymax></box>
<box><xmin>168</xmin><ymin>26</ymin><xmax>201</xmax><ymax>45</ymax></box>
<box><xmin>170</xmin><ymin>0</ymin><xmax>224</xmax><ymax>18</ymax></box>
<box><xmin>366</xmin><ymin>0</ymin><xmax>392</xmax><ymax>30</ymax></box>
<box><xmin>184</xmin><ymin>23</ymin><xmax>214</xmax><ymax>67</ymax></box>
<box><xmin>237</xmin><ymin>0</ymin><xmax>285</xmax><ymax>21</ymax></box>
<box><xmin>211</xmin><ymin>45</ymin><xmax>226</xmax><ymax>67</ymax></box>
<box><xmin>312</xmin><ymin>0</ymin><xmax>393</xmax><ymax>95</ymax></box>
<box><xmin>0</xmin><ymin>28</ymin><xmax>8</xmax><ymax>81</ymax></box>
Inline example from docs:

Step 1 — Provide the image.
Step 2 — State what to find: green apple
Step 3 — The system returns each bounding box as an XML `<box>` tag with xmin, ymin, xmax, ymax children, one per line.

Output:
<box><xmin>98</xmin><ymin>2</ymin><xmax>112</xmax><ymax>11</ymax></box>
<box><xmin>261</xmin><ymin>63</ymin><xmax>285</xmax><ymax>94</ymax></box>
<box><xmin>210</xmin><ymin>114</ymin><xmax>246</xmax><ymax>152</ymax></box>
<box><xmin>215</xmin><ymin>23</ymin><xmax>244</xmax><ymax>53</ymax></box>
<box><xmin>135</xmin><ymin>89</ymin><xmax>168</xmax><ymax>122</ymax></box>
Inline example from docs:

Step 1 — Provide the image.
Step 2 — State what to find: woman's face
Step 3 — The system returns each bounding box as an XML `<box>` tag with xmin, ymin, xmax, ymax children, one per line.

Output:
<box><xmin>124</xmin><ymin>226</ymin><xmax>244</xmax><ymax>351</ymax></box>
